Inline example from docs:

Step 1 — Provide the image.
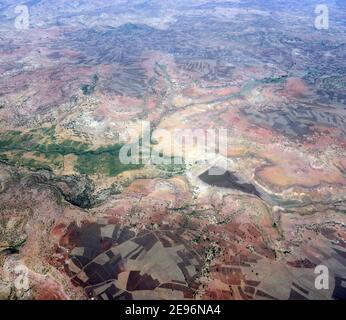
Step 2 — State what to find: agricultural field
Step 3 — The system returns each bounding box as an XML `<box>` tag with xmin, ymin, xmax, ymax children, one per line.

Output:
<box><xmin>0</xmin><ymin>0</ymin><xmax>345</xmax><ymax>300</ymax></box>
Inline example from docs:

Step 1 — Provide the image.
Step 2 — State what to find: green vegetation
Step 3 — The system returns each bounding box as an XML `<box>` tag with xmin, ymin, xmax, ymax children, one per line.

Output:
<box><xmin>0</xmin><ymin>127</ymin><xmax>143</xmax><ymax>176</ymax></box>
<box><xmin>261</xmin><ymin>75</ymin><xmax>288</xmax><ymax>84</ymax></box>
<box><xmin>75</xmin><ymin>144</ymin><xmax>144</xmax><ymax>176</ymax></box>
<box><xmin>0</xmin><ymin>125</ymin><xmax>188</xmax><ymax>178</ymax></box>
<box><xmin>153</xmin><ymin>156</ymin><xmax>186</xmax><ymax>175</ymax></box>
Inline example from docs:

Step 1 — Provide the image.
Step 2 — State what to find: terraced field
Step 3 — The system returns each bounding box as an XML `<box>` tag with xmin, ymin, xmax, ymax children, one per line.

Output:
<box><xmin>0</xmin><ymin>0</ymin><xmax>345</xmax><ymax>300</ymax></box>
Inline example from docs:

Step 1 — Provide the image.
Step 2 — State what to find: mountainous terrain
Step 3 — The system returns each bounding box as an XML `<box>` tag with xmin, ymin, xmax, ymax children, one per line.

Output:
<box><xmin>0</xmin><ymin>0</ymin><xmax>345</xmax><ymax>300</ymax></box>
